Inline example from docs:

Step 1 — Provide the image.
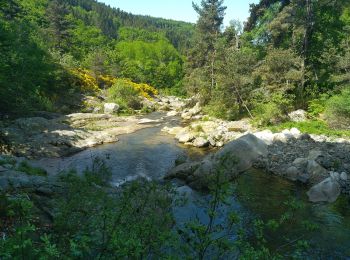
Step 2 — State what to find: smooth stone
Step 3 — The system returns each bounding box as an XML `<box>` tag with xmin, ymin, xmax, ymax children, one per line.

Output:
<box><xmin>307</xmin><ymin>177</ymin><xmax>341</xmax><ymax>203</ymax></box>
<box><xmin>330</xmin><ymin>171</ymin><xmax>340</xmax><ymax>181</ymax></box>
<box><xmin>306</xmin><ymin>160</ymin><xmax>328</xmax><ymax>183</ymax></box>
<box><xmin>176</xmin><ymin>133</ymin><xmax>195</xmax><ymax>143</ymax></box>
<box><xmin>103</xmin><ymin>103</ymin><xmax>119</xmax><ymax>114</ymax></box>
<box><xmin>293</xmin><ymin>158</ymin><xmax>308</xmax><ymax>168</ymax></box>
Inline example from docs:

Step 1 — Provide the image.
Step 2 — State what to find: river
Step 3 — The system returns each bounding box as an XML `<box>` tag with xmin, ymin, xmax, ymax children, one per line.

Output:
<box><xmin>32</xmin><ymin>112</ymin><xmax>350</xmax><ymax>258</ymax></box>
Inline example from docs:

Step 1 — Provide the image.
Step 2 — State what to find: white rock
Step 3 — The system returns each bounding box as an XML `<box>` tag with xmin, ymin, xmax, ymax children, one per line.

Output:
<box><xmin>290</xmin><ymin>128</ymin><xmax>301</xmax><ymax>138</ymax></box>
<box><xmin>176</xmin><ymin>133</ymin><xmax>195</xmax><ymax>143</ymax></box>
<box><xmin>166</xmin><ymin>111</ymin><xmax>178</xmax><ymax>117</ymax></box>
<box><xmin>216</xmin><ymin>141</ymin><xmax>224</xmax><ymax>147</ymax></box>
<box><xmin>103</xmin><ymin>103</ymin><xmax>119</xmax><ymax>114</ymax></box>
<box><xmin>253</xmin><ymin>130</ymin><xmax>275</xmax><ymax>145</ymax></box>
<box><xmin>288</xmin><ymin>109</ymin><xmax>307</xmax><ymax>122</ymax></box>
<box><xmin>193</xmin><ymin>137</ymin><xmax>209</xmax><ymax>148</ymax></box>
<box><xmin>273</xmin><ymin>133</ymin><xmax>288</xmax><ymax>143</ymax></box>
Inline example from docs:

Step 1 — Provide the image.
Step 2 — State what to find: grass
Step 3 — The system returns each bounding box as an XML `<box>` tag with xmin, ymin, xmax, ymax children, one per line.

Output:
<box><xmin>268</xmin><ymin>120</ymin><xmax>350</xmax><ymax>138</ymax></box>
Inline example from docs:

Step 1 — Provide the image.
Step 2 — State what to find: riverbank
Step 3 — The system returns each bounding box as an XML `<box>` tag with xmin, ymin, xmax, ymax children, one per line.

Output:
<box><xmin>1</xmin><ymin>95</ymin><xmax>350</xmax><ymax>203</ymax></box>
<box><xmin>159</xmin><ymin>98</ymin><xmax>350</xmax><ymax>202</ymax></box>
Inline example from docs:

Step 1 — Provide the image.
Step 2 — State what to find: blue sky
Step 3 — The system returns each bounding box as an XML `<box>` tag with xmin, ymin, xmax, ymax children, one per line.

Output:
<box><xmin>99</xmin><ymin>0</ymin><xmax>259</xmax><ymax>26</ymax></box>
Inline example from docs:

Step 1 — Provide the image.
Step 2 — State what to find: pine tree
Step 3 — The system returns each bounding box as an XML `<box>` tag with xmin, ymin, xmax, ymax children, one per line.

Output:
<box><xmin>188</xmin><ymin>0</ymin><xmax>227</xmax><ymax>98</ymax></box>
<box><xmin>46</xmin><ymin>0</ymin><xmax>72</xmax><ymax>52</ymax></box>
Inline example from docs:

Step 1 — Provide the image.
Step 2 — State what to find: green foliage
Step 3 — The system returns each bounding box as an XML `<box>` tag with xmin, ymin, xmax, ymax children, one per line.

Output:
<box><xmin>307</xmin><ymin>93</ymin><xmax>330</xmax><ymax>118</ymax></box>
<box><xmin>177</xmin><ymin>154</ymin><xmax>238</xmax><ymax>259</ymax></box>
<box><xmin>203</xmin><ymin>97</ymin><xmax>240</xmax><ymax>120</ymax></box>
<box><xmin>0</xmin><ymin>0</ymin><xmax>188</xmax><ymax>116</ymax></box>
<box><xmin>325</xmin><ymin>87</ymin><xmax>350</xmax><ymax>129</ymax></box>
<box><xmin>252</xmin><ymin>93</ymin><xmax>293</xmax><ymax>126</ymax></box>
<box><xmin>269</xmin><ymin>120</ymin><xmax>350</xmax><ymax>138</ymax></box>
<box><xmin>115</xmin><ymin>39</ymin><xmax>184</xmax><ymax>89</ymax></box>
<box><xmin>16</xmin><ymin>161</ymin><xmax>47</xmax><ymax>176</ymax></box>
<box><xmin>107</xmin><ymin>80</ymin><xmax>142</xmax><ymax>112</ymax></box>
<box><xmin>0</xmin><ymin>157</ymin><xmax>327</xmax><ymax>259</ymax></box>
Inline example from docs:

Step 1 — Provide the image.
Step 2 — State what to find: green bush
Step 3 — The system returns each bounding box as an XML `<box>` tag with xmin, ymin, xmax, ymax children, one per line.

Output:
<box><xmin>203</xmin><ymin>99</ymin><xmax>240</xmax><ymax>121</ymax></box>
<box><xmin>107</xmin><ymin>80</ymin><xmax>142</xmax><ymax>112</ymax></box>
<box><xmin>307</xmin><ymin>93</ymin><xmax>330</xmax><ymax>118</ymax></box>
<box><xmin>325</xmin><ymin>87</ymin><xmax>350</xmax><ymax>129</ymax></box>
<box><xmin>252</xmin><ymin>93</ymin><xmax>293</xmax><ymax>126</ymax></box>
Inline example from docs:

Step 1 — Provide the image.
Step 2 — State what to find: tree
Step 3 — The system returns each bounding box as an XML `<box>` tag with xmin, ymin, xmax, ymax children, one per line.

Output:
<box><xmin>188</xmin><ymin>0</ymin><xmax>227</xmax><ymax>98</ymax></box>
<box><xmin>46</xmin><ymin>0</ymin><xmax>72</xmax><ymax>52</ymax></box>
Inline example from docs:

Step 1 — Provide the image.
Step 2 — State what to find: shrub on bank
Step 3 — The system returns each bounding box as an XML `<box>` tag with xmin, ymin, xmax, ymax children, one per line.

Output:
<box><xmin>252</xmin><ymin>93</ymin><xmax>293</xmax><ymax>126</ymax></box>
<box><xmin>325</xmin><ymin>87</ymin><xmax>350</xmax><ymax>129</ymax></box>
<box><xmin>107</xmin><ymin>78</ymin><xmax>158</xmax><ymax>112</ymax></box>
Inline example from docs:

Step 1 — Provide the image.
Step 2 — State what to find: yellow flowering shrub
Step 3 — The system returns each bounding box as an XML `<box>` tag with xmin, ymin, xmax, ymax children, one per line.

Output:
<box><xmin>98</xmin><ymin>74</ymin><xmax>117</xmax><ymax>88</ymax></box>
<box><xmin>70</xmin><ymin>68</ymin><xmax>100</xmax><ymax>93</ymax></box>
<box><xmin>115</xmin><ymin>79</ymin><xmax>158</xmax><ymax>99</ymax></box>
<box><xmin>70</xmin><ymin>68</ymin><xmax>158</xmax><ymax>100</ymax></box>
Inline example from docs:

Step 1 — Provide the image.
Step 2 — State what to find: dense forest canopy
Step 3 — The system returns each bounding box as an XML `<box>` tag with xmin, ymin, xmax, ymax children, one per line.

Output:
<box><xmin>185</xmin><ymin>0</ymin><xmax>350</xmax><ymax>129</ymax></box>
<box><xmin>0</xmin><ymin>0</ymin><xmax>350</xmax><ymax>130</ymax></box>
<box><xmin>0</xmin><ymin>0</ymin><xmax>193</xmax><ymax>115</ymax></box>
<box><xmin>2</xmin><ymin>0</ymin><xmax>350</xmax><ymax>258</ymax></box>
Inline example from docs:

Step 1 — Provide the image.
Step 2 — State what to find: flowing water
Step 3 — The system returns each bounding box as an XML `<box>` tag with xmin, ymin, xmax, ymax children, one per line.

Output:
<box><xmin>33</xmin><ymin>112</ymin><xmax>350</xmax><ymax>258</ymax></box>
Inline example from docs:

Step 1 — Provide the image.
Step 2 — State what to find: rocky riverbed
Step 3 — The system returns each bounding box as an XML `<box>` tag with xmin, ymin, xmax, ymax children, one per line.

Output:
<box><xmin>159</xmin><ymin>97</ymin><xmax>350</xmax><ymax>203</ymax></box>
<box><xmin>0</xmin><ymin>113</ymin><xmax>160</xmax><ymax>158</ymax></box>
<box><xmin>1</xmin><ymin>95</ymin><xmax>350</xmax><ymax>203</ymax></box>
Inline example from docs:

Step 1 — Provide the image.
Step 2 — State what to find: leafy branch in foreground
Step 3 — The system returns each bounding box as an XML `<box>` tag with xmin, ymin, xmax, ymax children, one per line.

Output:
<box><xmin>0</xmin><ymin>157</ymin><xmax>321</xmax><ymax>259</ymax></box>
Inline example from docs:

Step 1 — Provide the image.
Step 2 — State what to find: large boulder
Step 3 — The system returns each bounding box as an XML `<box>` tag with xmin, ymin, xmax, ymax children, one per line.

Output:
<box><xmin>307</xmin><ymin>177</ymin><xmax>341</xmax><ymax>203</ymax></box>
<box><xmin>165</xmin><ymin>162</ymin><xmax>201</xmax><ymax>180</ymax></box>
<box><xmin>104</xmin><ymin>103</ymin><xmax>120</xmax><ymax>114</ymax></box>
<box><xmin>306</xmin><ymin>160</ymin><xmax>329</xmax><ymax>184</ymax></box>
<box><xmin>169</xmin><ymin>134</ymin><xmax>268</xmax><ymax>189</ymax></box>
<box><xmin>181</xmin><ymin>102</ymin><xmax>202</xmax><ymax>120</ymax></box>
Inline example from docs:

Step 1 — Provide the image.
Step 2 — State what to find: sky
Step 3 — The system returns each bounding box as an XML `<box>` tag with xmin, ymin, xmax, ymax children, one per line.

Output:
<box><xmin>99</xmin><ymin>0</ymin><xmax>260</xmax><ymax>27</ymax></box>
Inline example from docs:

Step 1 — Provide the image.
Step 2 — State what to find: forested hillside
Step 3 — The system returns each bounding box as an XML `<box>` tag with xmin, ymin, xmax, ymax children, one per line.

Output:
<box><xmin>0</xmin><ymin>0</ymin><xmax>193</xmax><ymax>116</ymax></box>
<box><xmin>186</xmin><ymin>0</ymin><xmax>350</xmax><ymax>132</ymax></box>
<box><xmin>1</xmin><ymin>0</ymin><xmax>350</xmax><ymax>131</ymax></box>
